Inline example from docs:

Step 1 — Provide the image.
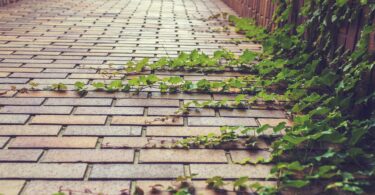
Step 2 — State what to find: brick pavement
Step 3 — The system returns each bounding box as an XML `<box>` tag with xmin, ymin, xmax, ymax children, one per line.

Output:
<box><xmin>0</xmin><ymin>0</ymin><xmax>288</xmax><ymax>194</ymax></box>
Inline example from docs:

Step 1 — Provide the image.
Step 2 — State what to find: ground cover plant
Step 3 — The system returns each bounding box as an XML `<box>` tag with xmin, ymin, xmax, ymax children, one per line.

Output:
<box><xmin>13</xmin><ymin>0</ymin><xmax>374</xmax><ymax>194</ymax></box>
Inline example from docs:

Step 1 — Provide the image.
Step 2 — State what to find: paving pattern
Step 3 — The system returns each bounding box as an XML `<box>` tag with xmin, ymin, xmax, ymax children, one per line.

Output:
<box><xmin>0</xmin><ymin>0</ymin><xmax>289</xmax><ymax>194</ymax></box>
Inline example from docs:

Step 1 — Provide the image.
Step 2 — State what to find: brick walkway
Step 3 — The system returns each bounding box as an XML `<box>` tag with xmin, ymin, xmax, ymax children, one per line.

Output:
<box><xmin>0</xmin><ymin>0</ymin><xmax>287</xmax><ymax>194</ymax></box>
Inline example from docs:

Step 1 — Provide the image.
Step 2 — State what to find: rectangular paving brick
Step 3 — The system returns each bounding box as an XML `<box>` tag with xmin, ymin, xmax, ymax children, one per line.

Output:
<box><xmin>9</xmin><ymin>73</ymin><xmax>68</xmax><ymax>78</ymax></box>
<box><xmin>23</xmin><ymin>181</ymin><xmax>131</xmax><ymax>195</ymax></box>
<box><xmin>0</xmin><ymin>78</ymin><xmax>29</xmax><ymax>84</ymax></box>
<box><xmin>151</xmin><ymin>92</ymin><xmax>211</xmax><ymax>100</ymax></box>
<box><xmin>42</xmin><ymin>149</ymin><xmax>134</xmax><ymax>163</ymax></box>
<box><xmin>85</xmin><ymin>91</ymin><xmax>148</xmax><ymax>98</ymax></box>
<box><xmin>219</xmin><ymin>109</ymin><xmax>286</xmax><ymax>118</ymax></box>
<box><xmin>116</xmin><ymin>99</ymin><xmax>179</xmax><ymax>107</ymax></box>
<box><xmin>0</xmin><ymin>163</ymin><xmax>87</xmax><ymax>179</ymax></box>
<box><xmin>0</xmin><ymin>137</ymin><xmax>9</xmax><ymax>148</ymax></box>
<box><xmin>0</xmin><ymin>98</ymin><xmax>44</xmax><ymax>105</ymax></box>
<box><xmin>64</xmin><ymin>125</ymin><xmax>142</xmax><ymax>136</ymax></box>
<box><xmin>190</xmin><ymin>164</ymin><xmax>272</xmax><ymax>179</ymax></box>
<box><xmin>0</xmin><ymin>106</ymin><xmax>73</xmax><ymax>114</ymax></box>
<box><xmin>0</xmin><ymin>114</ymin><xmax>30</xmax><ymax>124</ymax></box>
<box><xmin>9</xmin><ymin>137</ymin><xmax>98</xmax><ymax>149</ymax></box>
<box><xmin>45</xmin><ymin>98</ymin><xmax>112</xmax><ymax>106</ymax></box>
<box><xmin>16</xmin><ymin>91</ymin><xmax>80</xmax><ymax>97</ymax></box>
<box><xmin>188</xmin><ymin>117</ymin><xmax>258</xmax><ymax>127</ymax></box>
<box><xmin>0</xmin><ymin>125</ymin><xmax>61</xmax><ymax>136</ymax></box>
<box><xmin>148</xmin><ymin>107</ymin><xmax>215</xmax><ymax>116</ymax></box>
<box><xmin>146</xmin><ymin>126</ymin><xmax>221</xmax><ymax>137</ymax></box>
<box><xmin>140</xmin><ymin>149</ymin><xmax>227</xmax><ymax>163</ymax></box>
<box><xmin>230</xmin><ymin>150</ymin><xmax>271</xmax><ymax>164</ymax></box>
<box><xmin>75</xmin><ymin>107</ymin><xmax>144</xmax><ymax>115</ymax></box>
<box><xmin>30</xmin><ymin>115</ymin><xmax>107</xmax><ymax>125</ymax></box>
<box><xmin>258</xmin><ymin>118</ymin><xmax>293</xmax><ymax>126</ymax></box>
<box><xmin>90</xmin><ymin>164</ymin><xmax>184</xmax><ymax>179</ymax></box>
<box><xmin>102</xmin><ymin>137</ymin><xmax>181</xmax><ymax>149</ymax></box>
<box><xmin>0</xmin><ymin>67</ymin><xmax>43</xmax><ymax>73</ymax></box>
<box><xmin>111</xmin><ymin>116</ymin><xmax>183</xmax><ymax>126</ymax></box>
<box><xmin>0</xmin><ymin>150</ymin><xmax>43</xmax><ymax>162</ymax></box>
<box><xmin>0</xmin><ymin>180</ymin><xmax>25</xmax><ymax>195</ymax></box>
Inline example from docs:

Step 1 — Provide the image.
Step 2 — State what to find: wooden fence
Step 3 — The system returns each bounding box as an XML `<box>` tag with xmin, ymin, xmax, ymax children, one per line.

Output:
<box><xmin>0</xmin><ymin>0</ymin><xmax>19</xmax><ymax>7</ymax></box>
<box><xmin>222</xmin><ymin>0</ymin><xmax>375</xmax><ymax>53</ymax></box>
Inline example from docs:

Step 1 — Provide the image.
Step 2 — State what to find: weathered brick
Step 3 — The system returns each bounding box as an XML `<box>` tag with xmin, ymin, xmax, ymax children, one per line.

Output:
<box><xmin>151</xmin><ymin>92</ymin><xmax>211</xmax><ymax>100</ymax></box>
<box><xmin>0</xmin><ymin>125</ymin><xmax>61</xmax><ymax>136</ymax></box>
<box><xmin>16</xmin><ymin>91</ymin><xmax>80</xmax><ymax>98</ymax></box>
<box><xmin>0</xmin><ymin>180</ymin><xmax>25</xmax><ymax>195</ymax></box>
<box><xmin>64</xmin><ymin>125</ymin><xmax>142</xmax><ymax>136</ymax></box>
<box><xmin>258</xmin><ymin>118</ymin><xmax>293</xmax><ymax>126</ymax></box>
<box><xmin>146</xmin><ymin>126</ymin><xmax>221</xmax><ymax>137</ymax></box>
<box><xmin>23</xmin><ymin>181</ymin><xmax>131</xmax><ymax>195</ymax></box>
<box><xmin>0</xmin><ymin>67</ymin><xmax>43</xmax><ymax>73</ymax></box>
<box><xmin>140</xmin><ymin>149</ymin><xmax>227</xmax><ymax>163</ymax></box>
<box><xmin>219</xmin><ymin>109</ymin><xmax>286</xmax><ymax>118</ymax></box>
<box><xmin>0</xmin><ymin>150</ymin><xmax>43</xmax><ymax>162</ymax></box>
<box><xmin>9</xmin><ymin>137</ymin><xmax>98</xmax><ymax>148</ymax></box>
<box><xmin>116</xmin><ymin>99</ymin><xmax>179</xmax><ymax>107</ymax></box>
<box><xmin>148</xmin><ymin>107</ymin><xmax>215</xmax><ymax>116</ymax></box>
<box><xmin>75</xmin><ymin>107</ymin><xmax>144</xmax><ymax>115</ymax></box>
<box><xmin>0</xmin><ymin>163</ymin><xmax>87</xmax><ymax>179</ymax></box>
<box><xmin>9</xmin><ymin>72</ymin><xmax>68</xmax><ymax>78</ymax></box>
<box><xmin>30</xmin><ymin>115</ymin><xmax>107</xmax><ymax>125</ymax></box>
<box><xmin>0</xmin><ymin>72</ymin><xmax>10</xmax><ymax>77</ymax></box>
<box><xmin>0</xmin><ymin>98</ymin><xmax>44</xmax><ymax>105</ymax></box>
<box><xmin>42</xmin><ymin>149</ymin><xmax>134</xmax><ymax>163</ymax></box>
<box><xmin>102</xmin><ymin>137</ymin><xmax>181</xmax><ymax>148</ymax></box>
<box><xmin>45</xmin><ymin>98</ymin><xmax>112</xmax><ymax>106</ymax></box>
<box><xmin>0</xmin><ymin>114</ymin><xmax>30</xmax><ymax>124</ymax></box>
<box><xmin>230</xmin><ymin>150</ymin><xmax>271</xmax><ymax>164</ymax></box>
<box><xmin>188</xmin><ymin>117</ymin><xmax>257</xmax><ymax>126</ymax></box>
<box><xmin>0</xmin><ymin>137</ymin><xmax>9</xmax><ymax>148</ymax></box>
<box><xmin>85</xmin><ymin>91</ymin><xmax>148</xmax><ymax>98</ymax></box>
<box><xmin>90</xmin><ymin>164</ymin><xmax>184</xmax><ymax>179</ymax></box>
<box><xmin>0</xmin><ymin>106</ymin><xmax>73</xmax><ymax>114</ymax></box>
<box><xmin>0</xmin><ymin>78</ymin><xmax>29</xmax><ymax>84</ymax></box>
<box><xmin>112</xmin><ymin>116</ymin><xmax>183</xmax><ymax>126</ymax></box>
<box><xmin>190</xmin><ymin>164</ymin><xmax>272</xmax><ymax>179</ymax></box>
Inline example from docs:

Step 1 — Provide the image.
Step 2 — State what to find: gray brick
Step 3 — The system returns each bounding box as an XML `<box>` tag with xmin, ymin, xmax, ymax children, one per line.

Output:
<box><xmin>9</xmin><ymin>73</ymin><xmax>67</xmax><ymax>78</ymax></box>
<box><xmin>0</xmin><ymin>98</ymin><xmax>44</xmax><ymax>105</ymax></box>
<box><xmin>0</xmin><ymin>125</ymin><xmax>61</xmax><ymax>136</ymax></box>
<box><xmin>116</xmin><ymin>99</ymin><xmax>179</xmax><ymax>107</ymax></box>
<box><xmin>190</xmin><ymin>164</ymin><xmax>272</xmax><ymax>179</ymax></box>
<box><xmin>0</xmin><ymin>114</ymin><xmax>30</xmax><ymax>124</ymax></box>
<box><xmin>64</xmin><ymin>125</ymin><xmax>142</xmax><ymax>136</ymax></box>
<box><xmin>90</xmin><ymin>164</ymin><xmax>184</xmax><ymax>179</ymax></box>
<box><xmin>188</xmin><ymin>117</ymin><xmax>258</xmax><ymax>126</ymax></box>
<box><xmin>219</xmin><ymin>109</ymin><xmax>286</xmax><ymax>118</ymax></box>
<box><xmin>0</xmin><ymin>106</ymin><xmax>73</xmax><ymax>114</ymax></box>
<box><xmin>0</xmin><ymin>150</ymin><xmax>43</xmax><ymax>162</ymax></box>
<box><xmin>42</xmin><ymin>149</ymin><xmax>134</xmax><ymax>163</ymax></box>
<box><xmin>0</xmin><ymin>180</ymin><xmax>25</xmax><ymax>195</ymax></box>
<box><xmin>45</xmin><ymin>98</ymin><xmax>112</xmax><ymax>106</ymax></box>
<box><xmin>23</xmin><ymin>181</ymin><xmax>130</xmax><ymax>195</ymax></box>
<box><xmin>75</xmin><ymin>107</ymin><xmax>143</xmax><ymax>115</ymax></box>
<box><xmin>0</xmin><ymin>163</ymin><xmax>87</xmax><ymax>179</ymax></box>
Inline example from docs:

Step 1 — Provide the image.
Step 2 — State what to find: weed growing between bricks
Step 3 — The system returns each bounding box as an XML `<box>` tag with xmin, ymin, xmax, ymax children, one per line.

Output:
<box><xmin>1</xmin><ymin>0</ymin><xmax>374</xmax><ymax>194</ymax></box>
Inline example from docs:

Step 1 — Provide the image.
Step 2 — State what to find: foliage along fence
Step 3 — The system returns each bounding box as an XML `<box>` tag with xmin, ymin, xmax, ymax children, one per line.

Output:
<box><xmin>0</xmin><ymin>0</ymin><xmax>19</xmax><ymax>7</ymax></box>
<box><xmin>222</xmin><ymin>0</ymin><xmax>375</xmax><ymax>53</ymax></box>
<box><xmin>223</xmin><ymin>0</ymin><xmax>375</xmax><ymax>114</ymax></box>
